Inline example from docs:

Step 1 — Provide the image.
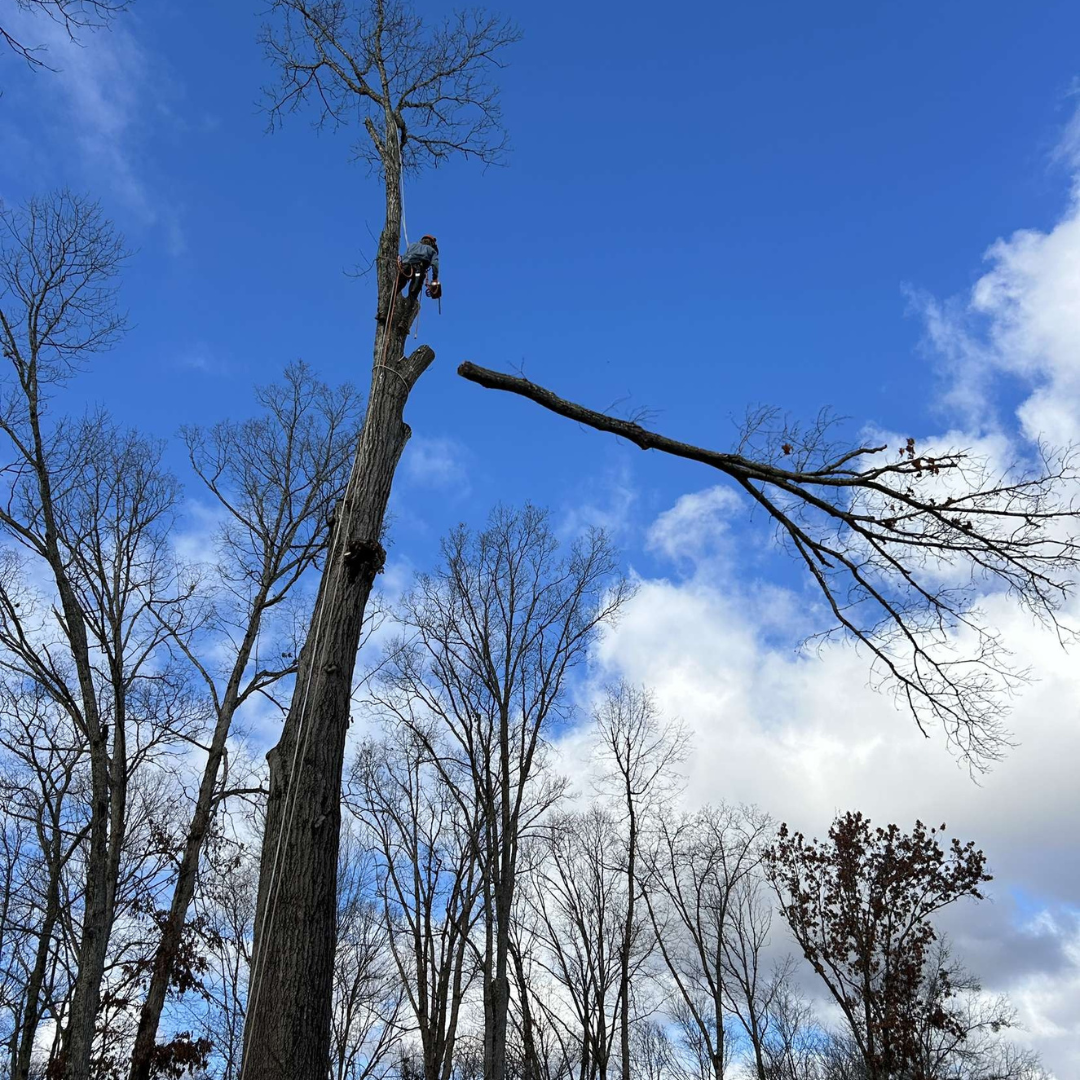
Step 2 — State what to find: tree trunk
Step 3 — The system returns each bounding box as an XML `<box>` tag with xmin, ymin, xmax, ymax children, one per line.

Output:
<box><xmin>129</xmin><ymin>620</ymin><xmax>259</xmax><ymax>1080</ymax></box>
<box><xmin>58</xmin><ymin>701</ymin><xmax>109</xmax><ymax>1080</ymax></box>
<box><xmin>32</xmin><ymin>444</ymin><xmax>111</xmax><ymax>1080</ymax></box>
<box><xmin>240</xmin><ymin>337</ymin><xmax>432</xmax><ymax>1078</ymax></box>
<box><xmin>14</xmin><ymin>841</ymin><xmax>64</xmax><ymax>1080</ymax></box>
<box><xmin>490</xmin><ymin>708</ymin><xmax>513</xmax><ymax>1080</ymax></box>
<box><xmin>240</xmin><ymin>178</ymin><xmax>430</xmax><ymax>1074</ymax></box>
<box><xmin>618</xmin><ymin>796</ymin><xmax>635</xmax><ymax>1080</ymax></box>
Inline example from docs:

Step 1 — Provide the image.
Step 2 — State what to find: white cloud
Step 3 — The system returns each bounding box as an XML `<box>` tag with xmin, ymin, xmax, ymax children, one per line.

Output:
<box><xmin>645</xmin><ymin>484</ymin><xmax>743</xmax><ymax>566</ymax></box>
<box><xmin>572</xmin><ymin>559</ymin><xmax>1080</xmax><ymax>1074</ymax></box>
<box><xmin>2</xmin><ymin>6</ymin><xmax>184</xmax><ymax>246</ymax></box>
<box><xmin>557</xmin><ymin>460</ymin><xmax>638</xmax><ymax>542</ymax></box>
<box><xmin>567</xmin><ymin>123</ymin><xmax>1080</xmax><ymax>1059</ymax></box>
<box><xmin>403</xmin><ymin>435</ymin><xmax>471</xmax><ymax>494</ymax></box>
<box><xmin>917</xmin><ymin>104</ymin><xmax>1080</xmax><ymax>446</ymax></box>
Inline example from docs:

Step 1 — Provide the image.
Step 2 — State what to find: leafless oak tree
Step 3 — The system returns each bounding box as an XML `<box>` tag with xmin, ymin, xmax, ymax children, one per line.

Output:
<box><xmin>457</xmin><ymin>363</ymin><xmax>1080</xmax><ymax>768</ymax></box>
<box><xmin>243</xmin><ymin>7</ymin><xmax>518</xmax><ymax>1076</ymax></box>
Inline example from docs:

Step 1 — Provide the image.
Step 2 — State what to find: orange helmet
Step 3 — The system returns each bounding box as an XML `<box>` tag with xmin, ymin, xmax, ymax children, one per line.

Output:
<box><xmin>420</xmin><ymin>234</ymin><xmax>438</xmax><ymax>247</ymax></box>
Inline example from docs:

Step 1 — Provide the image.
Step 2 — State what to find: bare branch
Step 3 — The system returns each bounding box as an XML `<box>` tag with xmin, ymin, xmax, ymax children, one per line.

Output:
<box><xmin>1</xmin><ymin>0</ymin><xmax>131</xmax><ymax>73</ymax></box>
<box><xmin>458</xmin><ymin>362</ymin><xmax>1080</xmax><ymax>767</ymax></box>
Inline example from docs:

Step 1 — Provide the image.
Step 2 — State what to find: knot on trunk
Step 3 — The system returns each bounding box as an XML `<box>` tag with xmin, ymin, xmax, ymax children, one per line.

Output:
<box><xmin>343</xmin><ymin>538</ymin><xmax>386</xmax><ymax>583</ymax></box>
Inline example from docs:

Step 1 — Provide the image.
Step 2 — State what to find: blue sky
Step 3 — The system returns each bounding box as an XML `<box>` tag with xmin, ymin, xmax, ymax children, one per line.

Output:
<box><xmin>4</xmin><ymin>0</ymin><xmax>1079</xmax><ymax>572</ymax></box>
<box><xmin>5</xmin><ymin>0</ymin><xmax>1080</xmax><ymax>1070</ymax></box>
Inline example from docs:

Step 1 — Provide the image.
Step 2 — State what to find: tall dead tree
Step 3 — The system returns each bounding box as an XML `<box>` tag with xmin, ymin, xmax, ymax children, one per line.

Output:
<box><xmin>458</xmin><ymin>363</ymin><xmax>1080</xmax><ymax>767</ymax></box>
<box><xmin>242</xmin><ymin>5</ymin><xmax>519</xmax><ymax>1078</ymax></box>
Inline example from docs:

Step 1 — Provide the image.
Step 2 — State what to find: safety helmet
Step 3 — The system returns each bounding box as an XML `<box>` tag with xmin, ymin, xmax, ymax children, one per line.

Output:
<box><xmin>420</xmin><ymin>234</ymin><xmax>438</xmax><ymax>247</ymax></box>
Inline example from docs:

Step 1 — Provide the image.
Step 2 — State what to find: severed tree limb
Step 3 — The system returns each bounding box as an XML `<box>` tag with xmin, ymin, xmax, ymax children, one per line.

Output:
<box><xmin>458</xmin><ymin>361</ymin><xmax>1080</xmax><ymax>768</ymax></box>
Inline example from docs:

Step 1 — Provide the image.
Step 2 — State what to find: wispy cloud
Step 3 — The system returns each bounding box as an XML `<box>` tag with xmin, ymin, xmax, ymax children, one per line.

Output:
<box><xmin>2</xmin><ymin>6</ymin><xmax>184</xmax><ymax>248</ymax></box>
<box><xmin>403</xmin><ymin>435</ymin><xmax>472</xmax><ymax>495</ymax></box>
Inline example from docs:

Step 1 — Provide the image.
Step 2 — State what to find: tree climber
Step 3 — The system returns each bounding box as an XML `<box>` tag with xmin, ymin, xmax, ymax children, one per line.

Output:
<box><xmin>398</xmin><ymin>234</ymin><xmax>441</xmax><ymax>299</ymax></box>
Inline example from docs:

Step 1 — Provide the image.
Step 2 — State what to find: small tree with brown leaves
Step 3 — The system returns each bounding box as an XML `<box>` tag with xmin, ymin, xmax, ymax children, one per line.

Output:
<box><xmin>764</xmin><ymin>812</ymin><xmax>991</xmax><ymax>1080</ymax></box>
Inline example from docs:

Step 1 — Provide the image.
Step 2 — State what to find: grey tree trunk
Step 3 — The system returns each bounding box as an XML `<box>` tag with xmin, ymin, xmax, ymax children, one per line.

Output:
<box><xmin>128</xmin><ymin>681</ymin><xmax>248</xmax><ymax>1080</ymax></box>
<box><xmin>241</xmin><ymin>143</ymin><xmax>433</xmax><ymax>1078</ymax></box>
<box><xmin>31</xmin><ymin>419</ymin><xmax>110</xmax><ymax>1080</ymax></box>
<box><xmin>14</xmin><ymin>829</ymin><xmax>65</xmax><ymax>1080</ymax></box>
<box><xmin>618</xmin><ymin>798</ymin><xmax>636</xmax><ymax>1080</ymax></box>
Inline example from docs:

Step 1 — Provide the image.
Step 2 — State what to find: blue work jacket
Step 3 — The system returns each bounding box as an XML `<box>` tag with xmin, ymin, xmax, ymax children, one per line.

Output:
<box><xmin>401</xmin><ymin>241</ymin><xmax>439</xmax><ymax>278</ymax></box>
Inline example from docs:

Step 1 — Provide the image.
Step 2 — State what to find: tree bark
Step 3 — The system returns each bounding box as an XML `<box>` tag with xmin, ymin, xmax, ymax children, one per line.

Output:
<box><xmin>241</xmin><ymin>344</ymin><xmax>432</xmax><ymax>1079</ymax></box>
<box><xmin>618</xmin><ymin>795</ymin><xmax>635</xmax><ymax>1080</ymax></box>
<box><xmin>13</xmin><ymin>828</ymin><xmax>65</xmax><ymax>1080</ymax></box>
<box><xmin>128</xmin><ymin>684</ymin><xmax>247</xmax><ymax>1080</ymax></box>
<box><xmin>241</xmin><ymin>170</ymin><xmax>431</xmax><ymax>1071</ymax></box>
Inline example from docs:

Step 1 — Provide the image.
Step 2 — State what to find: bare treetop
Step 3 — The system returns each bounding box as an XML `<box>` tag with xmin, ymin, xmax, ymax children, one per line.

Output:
<box><xmin>261</xmin><ymin>0</ymin><xmax>521</xmax><ymax>171</ymax></box>
<box><xmin>1</xmin><ymin>192</ymin><xmax>128</xmax><ymax>383</ymax></box>
<box><xmin>459</xmin><ymin>362</ymin><xmax>1080</xmax><ymax>768</ymax></box>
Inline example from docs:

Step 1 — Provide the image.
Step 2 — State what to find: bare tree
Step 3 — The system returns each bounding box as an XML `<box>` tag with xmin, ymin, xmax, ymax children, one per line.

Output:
<box><xmin>593</xmin><ymin>683</ymin><xmax>685</xmax><ymax>1080</ymax></box>
<box><xmin>189</xmin><ymin>828</ymin><xmax>260</xmax><ymax>1080</ymax></box>
<box><xmin>721</xmin><ymin>870</ymin><xmax>785</xmax><ymax>1080</ymax></box>
<box><xmin>457</xmin><ymin>364</ymin><xmax>1080</xmax><ymax>768</ymax></box>
<box><xmin>758</xmin><ymin>970</ymin><xmax>828</xmax><ymax>1080</ymax></box>
<box><xmin>0</xmin><ymin>191</ymin><xmax>203</xmax><ymax>1080</ymax></box>
<box><xmin>349</xmin><ymin>725</ymin><xmax>481</xmax><ymax>1080</ymax></box>
<box><xmin>330</xmin><ymin>824</ymin><xmax>405</xmax><ymax>1080</ymax></box>
<box><xmin>370</xmin><ymin>506</ymin><xmax>629</xmax><ymax>1080</ymax></box>
<box><xmin>127</xmin><ymin>362</ymin><xmax>362</xmax><ymax>1080</ymax></box>
<box><xmin>641</xmin><ymin>804</ymin><xmax>772</xmax><ymax>1080</ymax></box>
<box><xmin>629</xmin><ymin>1021</ymin><xmax>682</xmax><ymax>1080</ymax></box>
<box><xmin>1</xmin><ymin>0</ymin><xmax>130</xmax><ymax>73</ymax></box>
<box><xmin>909</xmin><ymin>940</ymin><xmax>1050</xmax><ymax>1080</ymax></box>
<box><xmin>524</xmin><ymin>807</ymin><xmax>628</xmax><ymax>1080</ymax></box>
<box><xmin>0</xmin><ymin>685</ymin><xmax>88</xmax><ymax>1080</ymax></box>
<box><xmin>243</xmin><ymin>6</ymin><xmax>519</xmax><ymax>1075</ymax></box>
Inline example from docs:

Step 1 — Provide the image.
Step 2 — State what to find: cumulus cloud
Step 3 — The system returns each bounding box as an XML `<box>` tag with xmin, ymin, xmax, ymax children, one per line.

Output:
<box><xmin>556</xmin><ymin>124</ymin><xmax>1080</xmax><ymax>1065</ymax></box>
<box><xmin>570</xmin><ymin>553</ymin><xmax>1080</xmax><ymax>1072</ymax></box>
<box><xmin>917</xmin><ymin>103</ymin><xmax>1080</xmax><ymax>446</ymax></box>
<box><xmin>645</xmin><ymin>484</ymin><xmax>743</xmax><ymax>566</ymax></box>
